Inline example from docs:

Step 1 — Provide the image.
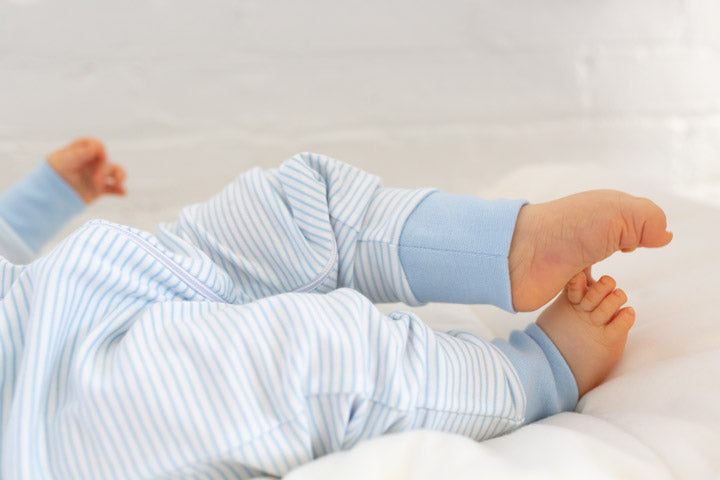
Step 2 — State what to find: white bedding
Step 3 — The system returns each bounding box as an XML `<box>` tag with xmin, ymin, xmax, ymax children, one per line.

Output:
<box><xmin>284</xmin><ymin>164</ymin><xmax>720</xmax><ymax>480</ymax></box>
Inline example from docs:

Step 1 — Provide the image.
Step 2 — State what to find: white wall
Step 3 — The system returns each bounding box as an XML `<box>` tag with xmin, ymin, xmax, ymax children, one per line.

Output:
<box><xmin>1</xmin><ymin>0</ymin><xmax>719</xmax><ymax>234</ymax></box>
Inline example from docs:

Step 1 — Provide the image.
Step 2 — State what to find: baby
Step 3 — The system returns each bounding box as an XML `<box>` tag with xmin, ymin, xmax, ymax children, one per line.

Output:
<box><xmin>0</xmin><ymin>139</ymin><xmax>671</xmax><ymax>478</ymax></box>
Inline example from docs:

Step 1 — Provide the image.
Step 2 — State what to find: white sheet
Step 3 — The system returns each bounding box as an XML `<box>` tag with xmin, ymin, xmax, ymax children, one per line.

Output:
<box><xmin>284</xmin><ymin>163</ymin><xmax>720</xmax><ymax>480</ymax></box>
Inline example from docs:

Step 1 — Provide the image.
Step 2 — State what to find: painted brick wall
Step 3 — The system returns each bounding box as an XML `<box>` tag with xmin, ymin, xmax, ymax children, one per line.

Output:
<box><xmin>1</xmin><ymin>0</ymin><xmax>718</xmax><ymax>232</ymax></box>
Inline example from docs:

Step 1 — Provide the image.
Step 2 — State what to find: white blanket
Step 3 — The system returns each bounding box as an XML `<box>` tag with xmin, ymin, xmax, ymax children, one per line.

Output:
<box><xmin>284</xmin><ymin>164</ymin><xmax>720</xmax><ymax>480</ymax></box>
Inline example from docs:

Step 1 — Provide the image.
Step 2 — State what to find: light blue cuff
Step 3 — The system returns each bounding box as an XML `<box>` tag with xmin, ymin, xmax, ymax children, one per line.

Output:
<box><xmin>0</xmin><ymin>217</ymin><xmax>35</xmax><ymax>264</ymax></box>
<box><xmin>398</xmin><ymin>191</ymin><xmax>527</xmax><ymax>312</ymax></box>
<box><xmin>492</xmin><ymin>323</ymin><xmax>579</xmax><ymax>424</ymax></box>
<box><xmin>0</xmin><ymin>161</ymin><xmax>85</xmax><ymax>253</ymax></box>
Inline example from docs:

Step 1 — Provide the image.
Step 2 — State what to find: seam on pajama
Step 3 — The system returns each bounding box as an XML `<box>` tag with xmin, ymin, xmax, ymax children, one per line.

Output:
<box><xmin>94</xmin><ymin>220</ymin><xmax>227</xmax><ymax>303</ymax></box>
<box><xmin>303</xmin><ymin>392</ymin><xmax>525</xmax><ymax>424</ymax></box>
<box><xmin>361</xmin><ymin>242</ymin><xmax>507</xmax><ymax>258</ymax></box>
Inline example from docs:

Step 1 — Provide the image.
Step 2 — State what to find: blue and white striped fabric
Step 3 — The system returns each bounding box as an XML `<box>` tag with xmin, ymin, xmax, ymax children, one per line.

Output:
<box><xmin>0</xmin><ymin>153</ymin><xmax>574</xmax><ymax>479</ymax></box>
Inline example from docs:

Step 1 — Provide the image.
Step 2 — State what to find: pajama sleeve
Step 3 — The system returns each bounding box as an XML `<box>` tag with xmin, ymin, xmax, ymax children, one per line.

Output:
<box><xmin>156</xmin><ymin>152</ymin><xmax>525</xmax><ymax>308</ymax></box>
<box><xmin>0</xmin><ymin>161</ymin><xmax>85</xmax><ymax>263</ymax></box>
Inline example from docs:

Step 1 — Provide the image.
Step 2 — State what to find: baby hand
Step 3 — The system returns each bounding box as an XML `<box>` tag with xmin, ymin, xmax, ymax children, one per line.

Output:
<box><xmin>47</xmin><ymin>137</ymin><xmax>127</xmax><ymax>204</ymax></box>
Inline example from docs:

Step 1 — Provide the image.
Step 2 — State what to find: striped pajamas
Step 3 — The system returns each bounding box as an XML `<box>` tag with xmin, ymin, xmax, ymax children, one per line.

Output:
<box><xmin>0</xmin><ymin>153</ymin><xmax>577</xmax><ymax>478</ymax></box>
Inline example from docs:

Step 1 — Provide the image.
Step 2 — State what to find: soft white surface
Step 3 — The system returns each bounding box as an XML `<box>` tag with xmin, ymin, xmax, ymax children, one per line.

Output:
<box><xmin>284</xmin><ymin>163</ymin><xmax>720</xmax><ymax>480</ymax></box>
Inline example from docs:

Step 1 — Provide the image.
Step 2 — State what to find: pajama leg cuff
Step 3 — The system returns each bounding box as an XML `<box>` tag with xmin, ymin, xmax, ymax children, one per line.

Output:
<box><xmin>398</xmin><ymin>191</ymin><xmax>527</xmax><ymax>312</ymax></box>
<box><xmin>492</xmin><ymin>323</ymin><xmax>579</xmax><ymax>423</ymax></box>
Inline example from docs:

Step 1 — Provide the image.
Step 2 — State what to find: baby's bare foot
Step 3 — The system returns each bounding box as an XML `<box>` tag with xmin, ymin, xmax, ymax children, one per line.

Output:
<box><xmin>536</xmin><ymin>271</ymin><xmax>635</xmax><ymax>397</ymax></box>
<box><xmin>509</xmin><ymin>190</ymin><xmax>672</xmax><ymax>311</ymax></box>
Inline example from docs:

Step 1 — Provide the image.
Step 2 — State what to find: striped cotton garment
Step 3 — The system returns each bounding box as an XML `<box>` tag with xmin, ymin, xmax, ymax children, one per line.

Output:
<box><xmin>0</xmin><ymin>153</ymin><xmax>528</xmax><ymax>478</ymax></box>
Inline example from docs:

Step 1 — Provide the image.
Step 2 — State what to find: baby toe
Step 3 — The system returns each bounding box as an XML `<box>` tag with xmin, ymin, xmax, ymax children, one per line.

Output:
<box><xmin>579</xmin><ymin>275</ymin><xmax>616</xmax><ymax>312</ymax></box>
<box><xmin>590</xmin><ymin>288</ymin><xmax>627</xmax><ymax>325</ymax></box>
<box><xmin>566</xmin><ymin>271</ymin><xmax>587</xmax><ymax>305</ymax></box>
<box><xmin>606</xmin><ymin>306</ymin><xmax>636</xmax><ymax>337</ymax></box>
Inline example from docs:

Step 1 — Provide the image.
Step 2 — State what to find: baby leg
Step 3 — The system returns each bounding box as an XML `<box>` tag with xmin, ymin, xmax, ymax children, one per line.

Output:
<box><xmin>155</xmin><ymin>153</ymin><xmax>429</xmax><ymax>305</ymax></box>
<box><xmin>49</xmin><ymin>289</ymin><xmax>566</xmax><ymax>479</ymax></box>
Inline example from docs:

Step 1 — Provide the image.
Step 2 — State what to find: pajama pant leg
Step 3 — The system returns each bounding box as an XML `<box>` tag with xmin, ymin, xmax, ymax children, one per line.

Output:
<box><xmin>53</xmin><ymin>289</ymin><xmax>525</xmax><ymax>479</ymax></box>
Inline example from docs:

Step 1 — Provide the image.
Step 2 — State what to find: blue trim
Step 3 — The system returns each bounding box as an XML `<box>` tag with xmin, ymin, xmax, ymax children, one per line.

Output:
<box><xmin>0</xmin><ymin>161</ymin><xmax>85</xmax><ymax>253</ymax></box>
<box><xmin>0</xmin><ymin>217</ymin><xmax>34</xmax><ymax>264</ymax></box>
<box><xmin>492</xmin><ymin>323</ymin><xmax>579</xmax><ymax>423</ymax></box>
<box><xmin>398</xmin><ymin>191</ymin><xmax>527</xmax><ymax>312</ymax></box>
